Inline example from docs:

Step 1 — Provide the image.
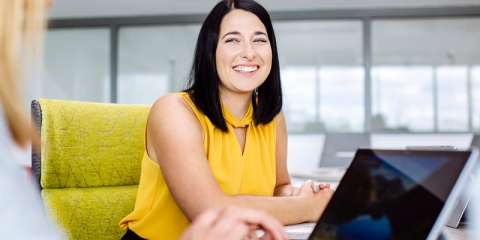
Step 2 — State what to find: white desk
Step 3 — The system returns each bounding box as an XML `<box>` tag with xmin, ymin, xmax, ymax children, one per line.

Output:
<box><xmin>443</xmin><ymin>223</ymin><xmax>471</xmax><ymax>240</ymax></box>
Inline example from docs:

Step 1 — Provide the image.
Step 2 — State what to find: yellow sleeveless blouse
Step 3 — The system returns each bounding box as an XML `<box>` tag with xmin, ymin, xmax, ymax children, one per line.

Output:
<box><xmin>120</xmin><ymin>92</ymin><xmax>277</xmax><ymax>239</ymax></box>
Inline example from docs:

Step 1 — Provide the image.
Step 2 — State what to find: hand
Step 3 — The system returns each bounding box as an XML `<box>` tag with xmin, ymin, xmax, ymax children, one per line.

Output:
<box><xmin>179</xmin><ymin>205</ymin><xmax>289</xmax><ymax>240</ymax></box>
<box><xmin>274</xmin><ymin>180</ymin><xmax>330</xmax><ymax>197</ymax></box>
<box><xmin>298</xmin><ymin>180</ymin><xmax>335</xmax><ymax>222</ymax></box>
<box><xmin>274</xmin><ymin>184</ymin><xmax>300</xmax><ymax>196</ymax></box>
<box><xmin>311</xmin><ymin>182</ymin><xmax>331</xmax><ymax>193</ymax></box>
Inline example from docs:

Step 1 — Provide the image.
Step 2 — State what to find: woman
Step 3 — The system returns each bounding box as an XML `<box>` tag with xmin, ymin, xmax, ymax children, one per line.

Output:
<box><xmin>120</xmin><ymin>0</ymin><xmax>334</xmax><ymax>239</ymax></box>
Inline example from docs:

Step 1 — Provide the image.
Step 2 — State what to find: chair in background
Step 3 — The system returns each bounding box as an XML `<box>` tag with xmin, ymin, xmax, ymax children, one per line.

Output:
<box><xmin>31</xmin><ymin>98</ymin><xmax>150</xmax><ymax>240</ymax></box>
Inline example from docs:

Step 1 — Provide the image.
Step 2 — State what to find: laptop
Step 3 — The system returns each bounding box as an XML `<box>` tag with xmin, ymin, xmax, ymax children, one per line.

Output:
<box><xmin>289</xmin><ymin>133</ymin><xmax>370</xmax><ymax>182</ymax></box>
<box><xmin>278</xmin><ymin>148</ymin><xmax>478</xmax><ymax>240</ymax></box>
<box><xmin>445</xmin><ymin>134</ymin><xmax>480</xmax><ymax>228</ymax></box>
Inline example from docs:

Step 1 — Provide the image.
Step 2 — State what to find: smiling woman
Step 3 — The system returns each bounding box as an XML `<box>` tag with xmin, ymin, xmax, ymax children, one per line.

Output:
<box><xmin>119</xmin><ymin>0</ymin><xmax>334</xmax><ymax>239</ymax></box>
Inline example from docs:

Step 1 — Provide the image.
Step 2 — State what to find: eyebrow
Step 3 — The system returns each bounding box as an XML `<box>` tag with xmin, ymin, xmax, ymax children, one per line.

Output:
<box><xmin>221</xmin><ymin>31</ymin><xmax>268</xmax><ymax>39</ymax></box>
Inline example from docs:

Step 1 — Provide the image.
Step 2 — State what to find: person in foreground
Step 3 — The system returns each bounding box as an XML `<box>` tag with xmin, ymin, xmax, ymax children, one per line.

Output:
<box><xmin>120</xmin><ymin>0</ymin><xmax>334</xmax><ymax>239</ymax></box>
<box><xmin>0</xmin><ymin>0</ymin><xmax>61</xmax><ymax>239</ymax></box>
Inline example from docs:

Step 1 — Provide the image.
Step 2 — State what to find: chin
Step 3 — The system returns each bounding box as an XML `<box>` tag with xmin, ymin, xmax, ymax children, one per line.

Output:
<box><xmin>235</xmin><ymin>82</ymin><xmax>264</xmax><ymax>93</ymax></box>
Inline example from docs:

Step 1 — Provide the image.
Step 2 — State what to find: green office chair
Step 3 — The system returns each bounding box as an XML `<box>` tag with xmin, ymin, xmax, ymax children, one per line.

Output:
<box><xmin>31</xmin><ymin>98</ymin><xmax>150</xmax><ymax>239</ymax></box>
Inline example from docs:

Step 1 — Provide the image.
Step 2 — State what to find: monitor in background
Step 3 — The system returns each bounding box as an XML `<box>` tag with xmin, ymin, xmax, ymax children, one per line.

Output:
<box><xmin>289</xmin><ymin>132</ymin><xmax>370</xmax><ymax>182</ymax></box>
<box><xmin>308</xmin><ymin>148</ymin><xmax>478</xmax><ymax>240</ymax></box>
<box><xmin>319</xmin><ymin>132</ymin><xmax>371</xmax><ymax>168</ymax></box>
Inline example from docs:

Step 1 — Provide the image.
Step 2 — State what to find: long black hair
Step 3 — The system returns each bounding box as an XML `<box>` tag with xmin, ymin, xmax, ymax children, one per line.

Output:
<box><xmin>184</xmin><ymin>0</ymin><xmax>282</xmax><ymax>132</ymax></box>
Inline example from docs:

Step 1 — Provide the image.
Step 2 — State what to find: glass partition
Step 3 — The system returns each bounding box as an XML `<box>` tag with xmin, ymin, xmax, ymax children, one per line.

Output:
<box><xmin>40</xmin><ymin>28</ymin><xmax>110</xmax><ymax>102</ymax></box>
<box><xmin>117</xmin><ymin>24</ymin><xmax>201</xmax><ymax>104</ymax></box>
<box><xmin>372</xmin><ymin>18</ymin><xmax>480</xmax><ymax>132</ymax></box>
<box><xmin>274</xmin><ymin>20</ymin><xmax>364</xmax><ymax>132</ymax></box>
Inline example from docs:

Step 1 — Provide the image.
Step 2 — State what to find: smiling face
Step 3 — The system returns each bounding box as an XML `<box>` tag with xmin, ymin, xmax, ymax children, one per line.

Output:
<box><xmin>215</xmin><ymin>9</ymin><xmax>272</xmax><ymax>97</ymax></box>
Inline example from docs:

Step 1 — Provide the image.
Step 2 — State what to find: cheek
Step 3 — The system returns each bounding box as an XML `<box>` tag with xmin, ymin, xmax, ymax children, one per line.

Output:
<box><xmin>257</xmin><ymin>46</ymin><xmax>272</xmax><ymax>62</ymax></box>
<box><xmin>216</xmin><ymin>48</ymin><xmax>234</xmax><ymax>69</ymax></box>
<box><xmin>215</xmin><ymin>53</ymin><xmax>226</xmax><ymax>77</ymax></box>
<box><xmin>261</xmin><ymin>50</ymin><xmax>273</xmax><ymax>72</ymax></box>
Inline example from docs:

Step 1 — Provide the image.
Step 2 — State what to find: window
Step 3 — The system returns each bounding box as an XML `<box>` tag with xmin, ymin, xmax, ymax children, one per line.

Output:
<box><xmin>44</xmin><ymin>11</ymin><xmax>480</xmax><ymax>133</ymax></box>
<box><xmin>117</xmin><ymin>24</ymin><xmax>201</xmax><ymax>104</ymax></box>
<box><xmin>372</xmin><ymin>18</ymin><xmax>480</xmax><ymax>132</ymax></box>
<box><xmin>41</xmin><ymin>28</ymin><xmax>110</xmax><ymax>102</ymax></box>
<box><xmin>275</xmin><ymin>20</ymin><xmax>364</xmax><ymax>132</ymax></box>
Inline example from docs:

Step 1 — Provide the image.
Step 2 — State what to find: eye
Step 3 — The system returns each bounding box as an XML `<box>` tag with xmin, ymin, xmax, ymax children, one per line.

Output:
<box><xmin>225</xmin><ymin>38</ymin><xmax>239</xmax><ymax>43</ymax></box>
<box><xmin>254</xmin><ymin>38</ymin><xmax>268</xmax><ymax>43</ymax></box>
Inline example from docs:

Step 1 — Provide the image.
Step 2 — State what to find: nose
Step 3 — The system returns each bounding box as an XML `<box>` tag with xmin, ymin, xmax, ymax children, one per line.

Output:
<box><xmin>241</xmin><ymin>42</ymin><xmax>255</xmax><ymax>60</ymax></box>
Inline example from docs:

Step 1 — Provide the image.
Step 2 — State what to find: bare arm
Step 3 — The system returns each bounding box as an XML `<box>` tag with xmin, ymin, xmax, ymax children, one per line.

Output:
<box><xmin>146</xmin><ymin>95</ymin><xmax>333</xmax><ymax>225</ymax></box>
<box><xmin>272</xmin><ymin>110</ymin><xmax>299</xmax><ymax>197</ymax></box>
<box><xmin>273</xmin><ymin>111</ymin><xmax>331</xmax><ymax>196</ymax></box>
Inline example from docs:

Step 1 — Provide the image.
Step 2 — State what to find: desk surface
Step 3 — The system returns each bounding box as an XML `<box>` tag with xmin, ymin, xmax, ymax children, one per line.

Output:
<box><xmin>444</xmin><ymin>223</ymin><xmax>471</xmax><ymax>240</ymax></box>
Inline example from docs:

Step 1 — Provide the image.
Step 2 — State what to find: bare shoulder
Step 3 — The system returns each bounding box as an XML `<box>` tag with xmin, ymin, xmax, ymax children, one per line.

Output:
<box><xmin>147</xmin><ymin>93</ymin><xmax>202</xmax><ymax>135</ymax></box>
<box><xmin>150</xmin><ymin>93</ymin><xmax>190</xmax><ymax>114</ymax></box>
<box><xmin>148</xmin><ymin>94</ymin><xmax>195</xmax><ymax>122</ymax></box>
<box><xmin>146</xmin><ymin>93</ymin><xmax>203</xmax><ymax>163</ymax></box>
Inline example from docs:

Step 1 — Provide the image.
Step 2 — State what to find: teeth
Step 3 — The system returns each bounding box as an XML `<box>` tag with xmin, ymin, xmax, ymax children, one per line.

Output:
<box><xmin>233</xmin><ymin>66</ymin><xmax>258</xmax><ymax>73</ymax></box>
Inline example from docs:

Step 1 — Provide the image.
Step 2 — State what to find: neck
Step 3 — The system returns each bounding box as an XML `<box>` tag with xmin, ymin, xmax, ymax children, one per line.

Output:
<box><xmin>219</xmin><ymin>90</ymin><xmax>252</xmax><ymax>120</ymax></box>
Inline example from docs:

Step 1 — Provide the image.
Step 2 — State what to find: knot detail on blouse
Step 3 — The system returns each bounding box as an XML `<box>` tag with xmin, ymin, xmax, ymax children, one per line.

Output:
<box><xmin>222</xmin><ymin>102</ymin><xmax>253</xmax><ymax>128</ymax></box>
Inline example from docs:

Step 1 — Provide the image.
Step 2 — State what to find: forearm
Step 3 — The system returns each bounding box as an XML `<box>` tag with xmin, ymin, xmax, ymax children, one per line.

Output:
<box><xmin>274</xmin><ymin>184</ymin><xmax>299</xmax><ymax>197</ymax></box>
<box><xmin>182</xmin><ymin>181</ymin><xmax>332</xmax><ymax>225</ymax></box>
<box><xmin>227</xmin><ymin>194</ymin><xmax>310</xmax><ymax>225</ymax></box>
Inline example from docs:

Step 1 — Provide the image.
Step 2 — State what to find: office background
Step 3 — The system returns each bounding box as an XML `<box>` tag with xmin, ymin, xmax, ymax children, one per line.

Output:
<box><xmin>31</xmin><ymin>0</ymin><xmax>480</xmax><ymax>170</ymax></box>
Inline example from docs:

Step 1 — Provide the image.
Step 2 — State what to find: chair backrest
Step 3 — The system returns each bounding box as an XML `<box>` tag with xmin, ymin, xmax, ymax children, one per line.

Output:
<box><xmin>31</xmin><ymin>98</ymin><xmax>150</xmax><ymax>240</ymax></box>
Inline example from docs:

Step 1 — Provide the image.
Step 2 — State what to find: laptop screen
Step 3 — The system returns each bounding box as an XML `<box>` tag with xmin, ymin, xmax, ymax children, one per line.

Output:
<box><xmin>309</xmin><ymin>149</ymin><xmax>473</xmax><ymax>240</ymax></box>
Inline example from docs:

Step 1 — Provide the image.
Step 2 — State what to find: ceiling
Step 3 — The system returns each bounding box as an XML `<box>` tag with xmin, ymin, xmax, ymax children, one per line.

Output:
<box><xmin>49</xmin><ymin>0</ymin><xmax>480</xmax><ymax>19</ymax></box>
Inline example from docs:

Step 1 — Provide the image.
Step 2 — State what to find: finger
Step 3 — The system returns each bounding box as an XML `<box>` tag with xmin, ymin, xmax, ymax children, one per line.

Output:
<box><xmin>311</xmin><ymin>184</ymin><xmax>319</xmax><ymax>193</ymax></box>
<box><xmin>302</xmin><ymin>179</ymin><xmax>313</xmax><ymax>189</ymax></box>
<box><xmin>291</xmin><ymin>187</ymin><xmax>300</xmax><ymax>196</ymax></box>
<box><xmin>179</xmin><ymin>209</ymin><xmax>218</xmax><ymax>240</ymax></box>
<box><xmin>192</xmin><ymin>209</ymin><xmax>218</xmax><ymax>230</ymax></box>
<box><xmin>318</xmin><ymin>184</ymin><xmax>325</xmax><ymax>190</ymax></box>
<box><xmin>221</xmin><ymin>206</ymin><xmax>289</xmax><ymax>240</ymax></box>
<box><xmin>208</xmin><ymin>209</ymin><xmax>251</xmax><ymax>240</ymax></box>
<box><xmin>284</xmin><ymin>188</ymin><xmax>293</xmax><ymax>196</ymax></box>
<box><xmin>248</xmin><ymin>228</ymin><xmax>260</xmax><ymax>240</ymax></box>
<box><xmin>299</xmin><ymin>180</ymin><xmax>316</xmax><ymax>196</ymax></box>
<box><xmin>325</xmin><ymin>183</ymin><xmax>331</xmax><ymax>188</ymax></box>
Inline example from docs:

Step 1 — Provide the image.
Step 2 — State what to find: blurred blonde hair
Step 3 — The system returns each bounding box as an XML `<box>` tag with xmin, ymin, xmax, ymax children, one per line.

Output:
<box><xmin>0</xmin><ymin>0</ymin><xmax>47</xmax><ymax>147</ymax></box>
